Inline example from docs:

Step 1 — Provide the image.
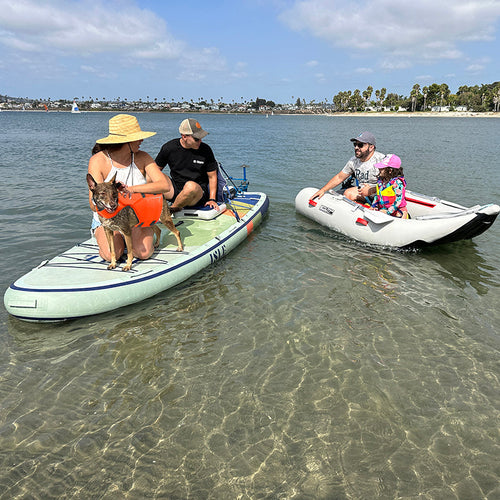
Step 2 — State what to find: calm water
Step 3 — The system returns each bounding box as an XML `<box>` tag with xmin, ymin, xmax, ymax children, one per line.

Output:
<box><xmin>1</xmin><ymin>111</ymin><xmax>499</xmax><ymax>499</ymax></box>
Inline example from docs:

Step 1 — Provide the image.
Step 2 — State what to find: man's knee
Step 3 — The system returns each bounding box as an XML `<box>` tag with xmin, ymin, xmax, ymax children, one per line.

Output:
<box><xmin>343</xmin><ymin>187</ymin><xmax>358</xmax><ymax>201</ymax></box>
<box><xmin>183</xmin><ymin>181</ymin><xmax>203</xmax><ymax>195</ymax></box>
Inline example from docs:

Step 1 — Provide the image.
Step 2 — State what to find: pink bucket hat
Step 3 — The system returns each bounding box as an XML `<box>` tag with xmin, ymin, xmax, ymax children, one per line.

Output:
<box><xmin>375</xmin><ymin>154</ymin><xmax>401</xmax><ymax>169</ymax></box>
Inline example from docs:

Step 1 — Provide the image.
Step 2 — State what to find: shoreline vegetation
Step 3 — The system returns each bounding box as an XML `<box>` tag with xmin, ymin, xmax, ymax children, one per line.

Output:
<box><xmin>2</xmin><ymin>81</ymin><xmax>500</xmax><ymax>116</ymax></box>
<box><xmin>2</xmin><ymin>109</ymin><xmax>499</xmax><ymax>118</ymax></box>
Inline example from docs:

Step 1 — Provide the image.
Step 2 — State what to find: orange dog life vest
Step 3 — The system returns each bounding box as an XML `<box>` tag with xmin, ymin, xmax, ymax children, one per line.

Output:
<box><xmin>97</xmin><ymin>192</ymin><xmax>163</xmax><ymax>228</ymax></box>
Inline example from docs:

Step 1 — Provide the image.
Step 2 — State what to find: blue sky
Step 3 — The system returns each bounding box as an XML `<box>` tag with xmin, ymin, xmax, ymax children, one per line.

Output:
<box><xmin>0</xmin><ymin>0</ymin><xmax>499</xmax><ymax>103</ymax></box>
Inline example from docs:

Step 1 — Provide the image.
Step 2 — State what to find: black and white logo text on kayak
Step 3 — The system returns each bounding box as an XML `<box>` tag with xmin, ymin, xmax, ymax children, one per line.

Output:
<box><xmin>319</xmin><ymin>206</ymin><xmax>334</xmax><ymax>216</ymax></box>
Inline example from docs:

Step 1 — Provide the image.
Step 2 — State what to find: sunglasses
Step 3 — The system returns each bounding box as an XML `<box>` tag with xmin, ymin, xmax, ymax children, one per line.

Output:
<box><xmin>191</xmin><ymin>136</ymin><xmax>201</xmax><ymax>142</ymax></box>
<box><xmin>353</xmin><ymin>142</ymin><xmax>366</xmax><ymax>148</ymax></box>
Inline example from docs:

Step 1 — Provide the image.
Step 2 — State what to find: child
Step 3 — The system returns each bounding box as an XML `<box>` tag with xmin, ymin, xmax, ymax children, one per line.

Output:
<box><xmin>370</xmin><ymin>154</ymin><xmax>408</xmax><ymax>218</ymax></box>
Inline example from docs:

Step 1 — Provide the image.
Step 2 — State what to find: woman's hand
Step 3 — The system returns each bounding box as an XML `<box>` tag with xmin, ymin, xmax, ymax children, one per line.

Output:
<box><xmin>117</xmin><ymin>183</ymin><xmax>134</xmax><ymax>199</ymax></box>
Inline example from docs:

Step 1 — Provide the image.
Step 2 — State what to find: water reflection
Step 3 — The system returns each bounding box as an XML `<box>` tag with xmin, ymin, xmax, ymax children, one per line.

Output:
<box><xmin>296</xmin><ymin>214</ymin><xmax>498</xmax><ymax>297</ymax></box>
<box><xmin>1</xmin><ymin>113</ymin><xmax>499</xmax><ymax>498</ymax></box>
<box><xmin>419</xmin><ymin>240</ymin><xmax>498</xmax><ymax>295</ymax></box>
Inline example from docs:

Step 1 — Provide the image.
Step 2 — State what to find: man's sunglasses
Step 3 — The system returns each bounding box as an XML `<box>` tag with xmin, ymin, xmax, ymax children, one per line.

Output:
<box><xmin>353</xmin><ymin>142</ymin><xmax>367</xmax><ymax>148</ymax></box>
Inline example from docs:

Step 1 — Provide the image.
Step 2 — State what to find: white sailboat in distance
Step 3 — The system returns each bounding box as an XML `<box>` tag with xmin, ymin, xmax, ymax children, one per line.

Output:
<box><xmin>71</xmin><ymin>101</ymin><xmax>81</xmax><ymax>113</ymax></box>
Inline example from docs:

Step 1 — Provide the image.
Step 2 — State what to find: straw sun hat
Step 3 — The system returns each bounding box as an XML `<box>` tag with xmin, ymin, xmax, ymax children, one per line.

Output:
<box><xmin>96</xmin><ymin>114</ymin><xmax>156</xmax><ymax>144</ymax></box>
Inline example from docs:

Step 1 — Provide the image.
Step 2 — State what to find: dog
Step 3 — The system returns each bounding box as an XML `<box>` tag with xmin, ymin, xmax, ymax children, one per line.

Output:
<box><xmin>87</xmin><ymin>173</ymin><xmax>183</xmax><ymax>271</ymax></box>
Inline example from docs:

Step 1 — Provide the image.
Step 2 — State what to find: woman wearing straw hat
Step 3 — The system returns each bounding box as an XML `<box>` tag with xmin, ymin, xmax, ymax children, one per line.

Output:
<box><xmin>88</xmin><ymin>114</ymin><xmax>174</xmax><ymax>263</ymax></box>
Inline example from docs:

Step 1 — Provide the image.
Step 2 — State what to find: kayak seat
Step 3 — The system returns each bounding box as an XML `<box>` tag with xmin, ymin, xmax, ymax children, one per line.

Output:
<box><xmin>175</xmin><ymin>203</ymin><xmax>227</xmax><ymax>220</ymax></box>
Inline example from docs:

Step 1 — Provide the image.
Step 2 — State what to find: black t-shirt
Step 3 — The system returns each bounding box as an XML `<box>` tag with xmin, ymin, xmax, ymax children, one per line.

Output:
<box><xmin>155</xmin><ymin>138</ymin><xmax>218</xmax><ymax>189</ymax></box>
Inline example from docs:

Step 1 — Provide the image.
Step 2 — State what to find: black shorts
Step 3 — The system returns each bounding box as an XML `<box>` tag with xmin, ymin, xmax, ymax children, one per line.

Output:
<box><xmin>172</xmin><ymin>180</ymin><xmax>210</xmax><ymax>206</ymax></box>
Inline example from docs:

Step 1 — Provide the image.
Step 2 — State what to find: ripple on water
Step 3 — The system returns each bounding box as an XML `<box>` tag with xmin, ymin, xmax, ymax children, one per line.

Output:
<box><xmin>1</xmin><ymin>113</ymin><xmax>499</xmax><ymax>498</ymax></box>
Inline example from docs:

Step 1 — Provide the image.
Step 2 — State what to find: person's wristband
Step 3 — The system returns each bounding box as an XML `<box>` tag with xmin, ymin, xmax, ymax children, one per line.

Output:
<box><xmin>209</xmin><ymin>198</ymin><xmax>216</xmax><ymax>202</ymax></box>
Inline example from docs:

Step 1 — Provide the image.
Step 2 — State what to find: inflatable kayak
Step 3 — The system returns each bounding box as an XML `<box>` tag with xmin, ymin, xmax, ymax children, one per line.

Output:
<box><xmin>5</xmin><ymin>172</ymin><xmax>268</xmax><ymax>322</ymax></box>
<box><xmin>295</xmin><ymin>187</ymin><xmax>499</xmax><ymax>250</ymax></box>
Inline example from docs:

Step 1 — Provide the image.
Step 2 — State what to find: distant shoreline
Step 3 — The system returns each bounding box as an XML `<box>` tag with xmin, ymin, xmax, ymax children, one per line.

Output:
<box><xmin>2</xmin><ymin>109</ymin><xmax>499</xmax><ymax>118</ymax></box>
<box><xmin>325</xmin><ymin>111</ymin><xmax>500</xmax><ymax>118</ymax></box>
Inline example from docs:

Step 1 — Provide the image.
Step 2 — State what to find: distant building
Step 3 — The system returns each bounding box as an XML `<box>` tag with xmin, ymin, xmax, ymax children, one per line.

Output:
<box><xmin>431</xmin><ymin>106</ymin><xmax>450</xmax><ymax>112</ymax></box>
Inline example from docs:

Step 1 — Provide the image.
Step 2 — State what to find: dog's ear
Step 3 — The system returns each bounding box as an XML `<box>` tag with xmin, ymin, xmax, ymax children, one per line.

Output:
<box><xmin>110</xmin><ymin>172</ymin><xmax>118</xmax><ymax>184</ymax></box>
<box><xmin>86</xmin><ymin>173</ymin><xmax>97</xmax><ymax>191</ymax></box>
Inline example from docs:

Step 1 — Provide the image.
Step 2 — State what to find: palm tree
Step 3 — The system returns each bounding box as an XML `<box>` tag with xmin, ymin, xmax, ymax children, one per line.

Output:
<box><xmin>439</xmin><ymin>83</ymin><xmax>450</xmax><ymax>107</ymax></box>
<box><xmin>410</xmin><ymin>84</ymin><xmax>420</xmax><ymax>112</ymax></box>
<box><xmin>363</xmin><ymin>86</ymin><xmax>373</xmax><ymax>108</ymax></box>
<box><xmin>379</xmin><ymin>88</ymin><xmax>387</xmax><ymax>108</ymax></box>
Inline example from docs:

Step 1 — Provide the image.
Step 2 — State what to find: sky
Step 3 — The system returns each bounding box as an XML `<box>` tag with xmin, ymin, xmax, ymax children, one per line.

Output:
<box><xmin>0</xmin><ymin>0</ymin><xmax>499</xmax><ymax>103</ymax></box>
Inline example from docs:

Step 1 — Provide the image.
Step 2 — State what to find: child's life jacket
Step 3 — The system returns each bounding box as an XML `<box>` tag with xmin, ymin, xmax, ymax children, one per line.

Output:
<box><xmin>372</xmin><ymin>177</ymin><xmax>407</xmax><ymax>215</ymax></box>
<box><xmin>97</xmin><ymin>192</ymin><xmax>164</xmax><ymax>227</ymax></box>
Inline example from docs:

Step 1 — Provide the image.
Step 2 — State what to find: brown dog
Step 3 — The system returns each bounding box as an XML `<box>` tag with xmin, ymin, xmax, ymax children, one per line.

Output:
<box><xmin>87</xmin><ymin>173</ymin><xmax>183</xmax><ymax>271</ymax></box>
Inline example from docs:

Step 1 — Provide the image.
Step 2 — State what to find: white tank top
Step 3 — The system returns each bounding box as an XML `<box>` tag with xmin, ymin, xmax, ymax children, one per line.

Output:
<box><xmin>104</xmin><ymin>152</ymin><xmax>147</xmax><ymax>186</ymax></box>
<box><xmin>92</xmin><ymin>152</ymin><xmax>147</xmax><ymax>225</ymax></box>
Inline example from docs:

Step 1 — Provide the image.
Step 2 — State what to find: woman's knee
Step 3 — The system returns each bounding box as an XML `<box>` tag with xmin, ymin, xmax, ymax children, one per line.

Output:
<box><xmin>133</xmin><ymin>245</ymin><xmax>154</xmax><ymax>260</ymax></box>
<box><xmin>132</xmin><ymin>228</ymin><xmax>154</xmax><ymax>259</ymax></box>
<box><xmin>95</xmin><ymin>228</ymin><xmax>124</xmax><ymax>261</ymax></box>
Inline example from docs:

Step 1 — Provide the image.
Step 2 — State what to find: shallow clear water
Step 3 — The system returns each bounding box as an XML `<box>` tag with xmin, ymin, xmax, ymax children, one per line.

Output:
<box><xmin>1</xmin><ymin>112</ymin><xmax>499</xmax><ymax>499</ymax></box>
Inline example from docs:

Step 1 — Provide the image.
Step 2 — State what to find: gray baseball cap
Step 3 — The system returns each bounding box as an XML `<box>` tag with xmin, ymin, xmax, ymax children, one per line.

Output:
<box><xmin>350</xmin><ymin>131</ymin><xmax>376</xmax><ymax>146</ymax></box>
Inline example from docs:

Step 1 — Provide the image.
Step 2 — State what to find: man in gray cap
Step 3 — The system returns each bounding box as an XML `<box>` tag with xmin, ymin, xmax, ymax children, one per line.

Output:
<box><xmin>155</xmin><ymin>118</ymin><xmax>219</xmax><ymax>212</ymax></box>
<box><xmin>312</xmin><ymin>131</ymin><xmax>385</xmax><ymax>203</ymax></box>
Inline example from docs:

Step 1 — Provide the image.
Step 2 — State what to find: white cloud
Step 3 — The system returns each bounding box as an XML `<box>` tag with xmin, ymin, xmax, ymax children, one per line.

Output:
<box><xmin>466</xmin><ymin>64</ymin><xmax>485</xmax><ymax>73</ymax></box>
<box><xmin>0</xmin><ymin>0</ymin><xmax>171</xmax><ymax>55</ymax></box>
<box><xmin>279</xmin><ymin>0</ymin><xmax>500</xmax><ymax>68</ymax></box>
<box><xmin>176</xmin><ymin>47</ymin><xmax>229</xmax><ymax>82</ymax></box>
<box><xmin>80</xmin><ymin>65</ymin><xmax>114</xmax><ymax>79</ymax></box>
<box><xmin>381</xmin><ymin>60</ymin><xmax>411</xmax><ymax>70</ymax></box>
<box><xmin>315</xmin><ymin>72</ymin><xmax>326</xmax><ymax>83</ymax></box>
<box><xmin>415</xmin><ymin>75</ymin><xmax>433</xmax><ymax>82</ymax></box>
<box><xmin>229</xmin><ymin>61</ymin><xmax>248</xmax><ymax>80</ymax></box>
<box><xmin>306</xmin><ymin>60</ymin><xmax>319</xmax><ymax>67</ymax></box>
<box><xmin>80</xmin><ymin>65</ymin><xmax>99</xmax><ymax>74</ymax></box>
<box><xmin>0</xmin><ymin>0</ymin><xmax>227</xmax><ymax>80</ymax></box>
<box><xmin>355</xmin><ymin>67</ymin><xmax>374</xmax><ymax>74</ymax></box>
